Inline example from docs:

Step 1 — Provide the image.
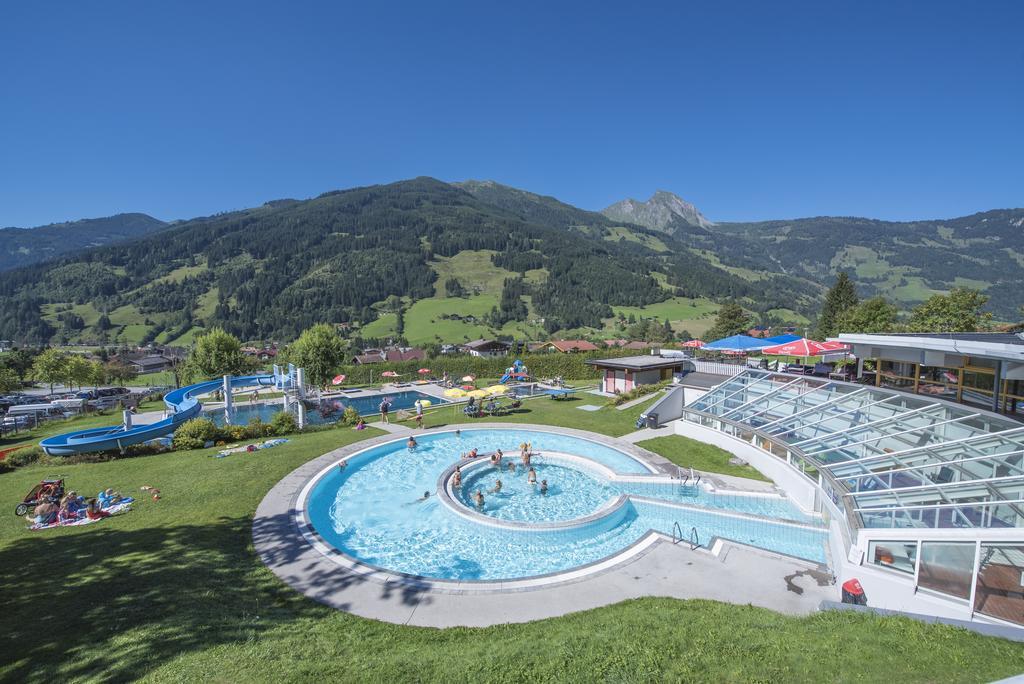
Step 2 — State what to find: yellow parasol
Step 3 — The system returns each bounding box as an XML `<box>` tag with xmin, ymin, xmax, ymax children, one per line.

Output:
<box><xmin>443</xmin><ymin>388</ymin><xmax>468</xmax><ymax>398</ymax></box>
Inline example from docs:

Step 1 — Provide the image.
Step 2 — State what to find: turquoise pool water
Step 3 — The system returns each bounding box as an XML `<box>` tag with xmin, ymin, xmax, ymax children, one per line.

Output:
<box><xmin>456</xmin><ymin>461</ymin><xmax>615</xmax><ymax>523</ymax></box>
<box><xmin>208</xmin><ymin>390</ymin><xmax>443</xmax><ymax>426</ymax></box>
<box><xmin>306</xmin><ymin>429</ymin><xmax>826</xmax><ymax>581</ymax></box>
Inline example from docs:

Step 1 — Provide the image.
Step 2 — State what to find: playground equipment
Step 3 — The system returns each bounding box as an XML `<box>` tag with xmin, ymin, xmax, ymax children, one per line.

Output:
<box><xmin>499</xmin><ymin>359</ymin><xmax>530</xmax><ymax>384</ymax></box>
<box><xmin>39</xmin><ymin>364</ymin><xmax>302</xmax><ymax>456</ymax></box>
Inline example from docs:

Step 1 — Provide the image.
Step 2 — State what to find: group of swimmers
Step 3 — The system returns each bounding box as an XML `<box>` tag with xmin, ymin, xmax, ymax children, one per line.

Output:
<box><xmin>453</xmin><ymin>442</ymin><xmax>550</xmax><ymax>510</ymax></box>
<box><xmin>26</xmin><ymin>488</ymin><xmax>125</xmax><ymax>526</ymax></box>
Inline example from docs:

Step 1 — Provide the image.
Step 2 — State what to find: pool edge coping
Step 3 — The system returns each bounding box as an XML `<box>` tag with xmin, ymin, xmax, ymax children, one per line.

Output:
<box><xmin>253</xmin><ymin>423</ymin><xmax>830</xmax><ymax>605</ymax></box>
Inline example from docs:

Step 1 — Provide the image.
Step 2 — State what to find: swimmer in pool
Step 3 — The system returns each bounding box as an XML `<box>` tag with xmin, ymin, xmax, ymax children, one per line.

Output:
<box><xmin>407</xmin><ymin>436</ymin><xmax>417</xmax><ymax>451</ymax></box>
<box><xmin>522</xmin><ymin>450</ymin><xmax>531</xmax><ymax>467</ymax></box>
<box><xmin>453</xmin><ymin>466</ymin><xmax>462</xmax><ymax>487</ymax></box>
<box><xmin>507</xmin><ymin>461</ymin><xmax>516</xmax><ymax>473</ymax></box>
<box><xmin>540</xmin><ymin>479</ymin><xmax>548</xmax><ymax>495</ymax></box>
<box><xmin>527</xmin><ymin>467</ymin><xmax>537</xmax><ymax>485</ymax></box>
<box><xmin>490</xmin><ymin>479</ymin><xmax>502</xmax><ymax>494</ymax></box>
<box><xmin>473</xmin><ymin>490</ymin><xmax>485</xmax><ymax>509</ymax></box>
<box><xmin>417</xmin><ymin>491</ymin><xmax>430</xmax><ymax>502</ymax></box>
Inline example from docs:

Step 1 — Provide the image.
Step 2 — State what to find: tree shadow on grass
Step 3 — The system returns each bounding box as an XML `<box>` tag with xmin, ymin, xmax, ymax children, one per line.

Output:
<box><xmin>0</xmin><ymin>511</ymin><xmax>342</xmax><ymax>682</ymax></box>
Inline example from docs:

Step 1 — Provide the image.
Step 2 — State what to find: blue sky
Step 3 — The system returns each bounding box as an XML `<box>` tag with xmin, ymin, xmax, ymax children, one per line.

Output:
<box><xmin>1</xmin><ymin>1</ymin><xmax>1021</xmax><ymax>227</ymax></box>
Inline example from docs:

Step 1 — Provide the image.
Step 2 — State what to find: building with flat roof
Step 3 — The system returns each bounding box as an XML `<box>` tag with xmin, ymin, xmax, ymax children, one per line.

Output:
<box><xmin>587</xmin><ymin>355</ymin><xmax>687</xmax><ymax>394</ymax></box>
<box><xmin>676</xmin><ymin>366</ymin><xmax>1024</xmax><ymax>629</ymax></box>
<box><xmin>837</xmin><ymin>332</ymin><xmax>1024</xmax><ymax>420</ymax></box>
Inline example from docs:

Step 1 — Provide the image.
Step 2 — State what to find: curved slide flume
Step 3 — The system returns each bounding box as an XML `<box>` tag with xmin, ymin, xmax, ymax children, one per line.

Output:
<box><xmin>40</xmin><ymin>375</ymin><xmax>278</xmax><ymax>456</ymax></box>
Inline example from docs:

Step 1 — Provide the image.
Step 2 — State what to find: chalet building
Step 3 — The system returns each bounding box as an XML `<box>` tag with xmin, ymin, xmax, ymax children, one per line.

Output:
<box><xmin>540</xmin><ymin>340</ymin><xmax>601</xmax><ymax>353</ymax></box>
<box><xmin>460</xmin><ymin>339</ymin><xmax>511</xmax><ymax>358</ymax></box>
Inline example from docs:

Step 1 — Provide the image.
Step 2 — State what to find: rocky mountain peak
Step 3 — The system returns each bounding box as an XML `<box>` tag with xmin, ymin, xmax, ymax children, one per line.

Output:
<box><xmin>601</xmin><ymin>190</ymin><xmax>714</xmax><ymax>233</ymax></box>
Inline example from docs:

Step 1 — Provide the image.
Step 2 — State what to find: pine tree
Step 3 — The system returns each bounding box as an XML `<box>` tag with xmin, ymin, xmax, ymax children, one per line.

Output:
<box><xmin>707</xmin><ymin>302</ymin><xmax>752</xmax><ymax>340</ymax></box>
<box><xmin>815</xmin><ymin>272</ymin><xmax>859</xmax><ymax>338</ymax></box>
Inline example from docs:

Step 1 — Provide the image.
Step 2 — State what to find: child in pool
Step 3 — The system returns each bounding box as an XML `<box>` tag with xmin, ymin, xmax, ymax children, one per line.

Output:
<box><xmin>453</xmin><ymin>466</ymin><xmax>462</xmax><ymax>487</ymax></box>
<box><xmin>527</xmin><ymin>467</ymin><xmax>537</xmax><ymax>485</ymax></box>
<box><xmin>540</xmin><ymin>479</ymin><xmax>548</xmax><ymax>495</ymax></box>
<box><xmin>490</xmin><ymin>479</ymin><xmax>502</xmax><ymax>494</ymax></box>
<box><xmin>507</xmin><ymin>461</ymin><xmax>516</xmax><ymax>474</ymax></box>
<box><xmin>473</xmin><ymin>490</ymin><xmax>485</xmax><ymax>509</ymax></box>
<box><xmin>407</xmin><ymin>436</ymin><xmax>417</xmax><ymax>451</ymax></box>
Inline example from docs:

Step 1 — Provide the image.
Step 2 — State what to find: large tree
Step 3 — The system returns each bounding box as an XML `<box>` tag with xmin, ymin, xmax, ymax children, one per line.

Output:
<box><xmin>815</xmin><ymin>272</ymin><xmax>859</xmax><ymax>338</ymax></box>
<box><xmin>285</xmin><ymin>324</ymin><xmax>347</xmax><ymax>389</ymax></box>
<box><xmin>835</xmin><ymin>297</ymin><xmax>899</xmax><ymax>334</ymax></box>
<box><xmin>104</xmin><ymin>360</ymin><xmax>138</xmax><ymax>385</ymax></box>
<box><xmin>62</xmin><ymin>355</ymin><xmax>92</xmax><ymax>391</ymax></box>
<box><xmin>32</xmin><ymin>348</ymin><xmax>67</xmax><ymax>394</ymax></box>
<box><xmin>185</xmin><ymin>328</ymin><xmax>249</xmax><ymax>380</ymax></box>
<box><xmin>908</xmin><ymin>288</ymin><xmax>992</xmax><ymax>333</ymax></box>
<box><xmin>0</xmin><ymin>367</ymin><xmax>19</xmax><ymax>393</ymax></box>
<box><xmin>706</xmin><ymin>302</ymin><xmax>753</xmax><ymax>340</ymax></box>
<box><xmin>0</xmin><ymin>348</ymin><xmax>37</xmax><ymax>383</ymax></box>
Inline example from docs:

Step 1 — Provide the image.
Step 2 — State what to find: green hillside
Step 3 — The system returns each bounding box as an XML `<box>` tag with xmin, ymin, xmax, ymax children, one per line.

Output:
<box><xmin>1</xmin><ymin>178</ymin><xmax>1017</xmax><ymax>347</ymax></box>
<box><xmin>2</xmin><ymin>178</ymin><xmax>800</xmax><ymax>346</ymax></box>
<box><xmin>705</xmin><ymin>210</ymin><xmax>1024</xmax><ymax>318</ymax></box>
<box><xmin>0</xmin><ymin>213</ymin><xmax>167</xmax><ymax>272</ymax></box>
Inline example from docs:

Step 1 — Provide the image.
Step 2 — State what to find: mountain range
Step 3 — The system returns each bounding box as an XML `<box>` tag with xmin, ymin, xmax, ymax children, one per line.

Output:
<box><xmin>0</xmin><ymin>178</ymin><xmax>1020</xmax><ymax>347</ymax></box>
<box><xmin>0</xmin><ymin>213</ymin><xmax>167</xmax><ymax>272</ymax></box>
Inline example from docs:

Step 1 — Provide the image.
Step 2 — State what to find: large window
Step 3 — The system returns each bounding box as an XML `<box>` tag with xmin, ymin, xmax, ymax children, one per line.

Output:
<box><xmin>974</xmin><ymin>543</ymin><xmax>1024</xmax><ymax>625</ymax></box>
<box><xmin>918</xmin><ymin>542</ymin><xmax>976</xmax><ymax>600</ymax></box>
<box><xmin>867</xmin><ymin>540</ymin><xmax>917</xmax><ymax>575</ymax></box>
<box><xmin>879</xmin><ymin>360</ymin><xmax>916</xmax><ymax>390</ymax></box>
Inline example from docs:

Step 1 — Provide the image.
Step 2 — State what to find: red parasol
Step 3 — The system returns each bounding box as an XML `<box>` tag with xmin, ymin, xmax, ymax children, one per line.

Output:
<box><xmin>761</xmin><ymin>338</ymin><xmax>830</xmax><ymax>357</ymax></box>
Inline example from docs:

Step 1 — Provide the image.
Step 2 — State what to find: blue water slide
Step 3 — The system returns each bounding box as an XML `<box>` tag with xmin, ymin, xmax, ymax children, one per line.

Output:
<box><xmin>39</xmin><ymin>374</ymin><xmax>279</xmax><ymax>456</ymax></box>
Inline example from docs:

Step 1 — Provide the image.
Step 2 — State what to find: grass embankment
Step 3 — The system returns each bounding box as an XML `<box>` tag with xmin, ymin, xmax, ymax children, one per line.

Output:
<box><xmin>1</xmin><ymin>401</ymin><xmax>1022</xmax><ymax>681</ymax></box>
<box><xmin>637</xmin><ymin>434</ymin><xmax>771</xmax><ymax>481</ymax></box>
<box><xmin>410</xmin><ymin>392</ymin><xmax>658</xmax><ymax>437</ymax></box>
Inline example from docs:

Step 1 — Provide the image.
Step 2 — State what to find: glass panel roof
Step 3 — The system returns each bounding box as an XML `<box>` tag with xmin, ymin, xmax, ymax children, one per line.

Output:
<box><xmin>688</xmin><ymin>370</ymin><xmax>1024</xmax><ymax>529</ymax></box>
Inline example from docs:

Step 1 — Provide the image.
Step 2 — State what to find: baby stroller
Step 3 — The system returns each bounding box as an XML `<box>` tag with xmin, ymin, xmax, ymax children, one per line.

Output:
<box><xmin>15</xmin><ymin>478</ymin><xmax>65</xmax><ymax>517</ymax></box>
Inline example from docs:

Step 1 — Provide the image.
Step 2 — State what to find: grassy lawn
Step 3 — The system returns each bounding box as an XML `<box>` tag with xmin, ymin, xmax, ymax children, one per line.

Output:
<box><xmin>2</xmin><ymin>406</ymin><xmax>1022</xmax><ymax>680</ymax></box>
<box><xmin>637</xmin><ymin>434</ymin><xmax>771</xmax><ymax>481</ymax></box>
<box><xmin>125</xmin><ymin>371</ymin><xmax>177</xmax><ymax>387</ymax></box>
<box><xmin>410</xmin><ymin>392</ymin><xmax>659</xmax><ymax>437</ymax></box>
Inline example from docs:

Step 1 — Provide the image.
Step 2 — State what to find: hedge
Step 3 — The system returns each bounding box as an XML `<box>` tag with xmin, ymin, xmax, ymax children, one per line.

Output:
<box><xmin>332</xmin><ymin>348</ymin><xmax>651</xmax><ymax>385</ymax></box>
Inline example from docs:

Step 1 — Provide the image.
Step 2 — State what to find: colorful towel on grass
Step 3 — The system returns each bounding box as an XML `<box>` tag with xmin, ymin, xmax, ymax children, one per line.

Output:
<box><xmin>215</xmin><ymin>438</ymin><xmax>289</xmax><ymax>458</ymax></box>
<box><xmin>28</xmin><ymin>501</ymin><xmax>132</xmax><ymax>531</ymax></box>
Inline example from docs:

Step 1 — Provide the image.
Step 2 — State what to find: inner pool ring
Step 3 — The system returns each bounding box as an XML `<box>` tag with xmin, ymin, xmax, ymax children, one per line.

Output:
<box><xmin>299</xmin><ymin>427</ymin><xmax>827</xmax><ymax>585</ymax></box>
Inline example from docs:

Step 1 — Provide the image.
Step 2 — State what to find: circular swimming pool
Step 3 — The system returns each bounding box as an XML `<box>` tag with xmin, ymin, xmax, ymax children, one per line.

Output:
<box><xmin>303</xmin><ymin>428</ymin><xmax>826</xmax><ymax>582</ymax></box>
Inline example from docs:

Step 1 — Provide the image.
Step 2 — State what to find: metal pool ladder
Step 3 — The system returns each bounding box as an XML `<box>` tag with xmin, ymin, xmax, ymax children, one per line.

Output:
<box><xmin>675</xmin><ymin>466</ymin><xmax>700</xmax><ymax>488</ymax></box>
<box><xmin>672</xmin><ymin>522</ymin><xmax>700</xmax><ymax>550</ymax></box>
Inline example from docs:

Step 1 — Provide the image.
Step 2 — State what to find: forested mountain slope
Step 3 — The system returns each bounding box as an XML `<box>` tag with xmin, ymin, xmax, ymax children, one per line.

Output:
<box><xmin>705</xmin><ymin>210</ymin><xmax>1024</xmax><ymax>318</ymax></box>
<box><xmin>0</xmin><ymin>213</ymin><xmax>166</xmax><ymax>272</ymax></box>
<box><xmin>0</xmin><ymin>178</ymin><xmax>804</xmax><ymax>345</ymax></box>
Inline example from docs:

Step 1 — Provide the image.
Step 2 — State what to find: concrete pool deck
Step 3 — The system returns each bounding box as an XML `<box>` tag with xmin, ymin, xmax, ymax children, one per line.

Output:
<box><xmin>253</xmin><ymin>423</ymin><xmax>836</xmax><ymax>627</ymax></box>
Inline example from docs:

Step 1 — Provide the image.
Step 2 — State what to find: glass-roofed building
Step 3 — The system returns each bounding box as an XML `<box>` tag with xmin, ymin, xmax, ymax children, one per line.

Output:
<box><xmin>678</xmin><ymin>354</ymin><xmax>1024</xmax><ymax>628</ymax></box>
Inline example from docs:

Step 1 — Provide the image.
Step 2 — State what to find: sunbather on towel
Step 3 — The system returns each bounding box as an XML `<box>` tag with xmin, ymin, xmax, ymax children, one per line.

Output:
<box><xmin>27</xmin><ymin>501</ymin><xmax>58</xmax><ymax>526</ymax></box>
<box><xmin>98</xmin><ymin>488</ymin><xmax>123</xmax><ymax>508</ymax></box>
<box><xmin>86</xmin><ymin>499</ymin><xmax>110</xmax><ymax>520</ymax></box>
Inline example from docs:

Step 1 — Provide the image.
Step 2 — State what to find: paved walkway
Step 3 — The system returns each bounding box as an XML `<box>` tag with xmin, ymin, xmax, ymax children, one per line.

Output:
<box><xmin>253</xmin><ymin>423</ymin><xmax>831</xmax><ymax>626</ymax></box>
<box><xmin>619</xmin><ymin>425</ymin><xmax>674</xmax><ymax>443</ymax></box>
